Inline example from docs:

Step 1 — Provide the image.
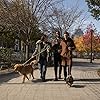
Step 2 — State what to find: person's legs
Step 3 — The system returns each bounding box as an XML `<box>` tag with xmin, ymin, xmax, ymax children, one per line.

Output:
<box><xmin>67</xmin><ymin>58</ymin><xmax>73</xmax><ymax>86</ymax></box>
<box><xmin>63</xmin><ymin>65</ymin><xmax>67</xmax><ymax>81</ymax></box>
<box><xmin>59</xmin><ymin>57</ymin><xmax>62</xmax><ymax>79</ymax></box>
<box><xmin>39</xmin><ymin>58</ymin><xmax>44</xmax><ymax>79</ymax></box>
<box><xmin>68</xmin><ymin>58</ymin><xmax>72</xmax><ymax>76</ymax></box>
<box><xmin>54</xmin><ymin>58</ymin><xmax>58</xmax><ymax>80</ymax></box>
<box><xmin>59</xmin><ymin>65</ymin><xmax>62</xmax><ymax>79</ymax></box>
<box><xmin>40</xmin><ymin>63</ymin><xmax>43</xmax><ymax>79</ymax></box>
<box><xmin>60</xmin><ymin>57</ymin><xmax>67</xmax><ymax>81</ymax></box>
<box><xmin>42</xmin><ymin>60</ymin><xmax>47</xmax><ymax>81</ymax></box>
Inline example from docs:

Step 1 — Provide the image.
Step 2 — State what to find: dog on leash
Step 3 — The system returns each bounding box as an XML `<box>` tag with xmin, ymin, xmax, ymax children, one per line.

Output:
<box><xmin>30</xmin><ymin>60</ymin><xmax>38</xmax><ymax>69</ymax></box>
<box><xmin>66</xmin><ymin>75</ymin><xmax>73</xmax><ymax>87</ymax></box>
<box><xmin>14</xmin><ymin>60</ymin><xmax>37</xmax><ymax>83</ymax></box>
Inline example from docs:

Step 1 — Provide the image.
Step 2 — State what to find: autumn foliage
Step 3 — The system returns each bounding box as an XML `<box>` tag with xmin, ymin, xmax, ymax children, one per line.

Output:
<box><xmin>74</xmin><ymin>36</ymin><xmax>85</xmax><ymax>52</ymax></box>
<box><xmin>83</xmin><ymin>29</ymin><xmax>100</xmax><ymax>52</ymax></box>
<box><xmin>74</xmin><ymin>30</ymin><xmax>100</xmax><ymax>53</ymax></box>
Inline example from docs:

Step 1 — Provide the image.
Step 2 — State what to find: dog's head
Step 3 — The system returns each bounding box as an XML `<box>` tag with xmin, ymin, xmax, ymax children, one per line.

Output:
<box><xmin>30</xmin><ymin>60</ymin><xmax>37</xmax><ymax>66</ymax></box>
<box><xmin>14</xmin><ymin>64</ymin><xmax>23</xmax><ymax>72</ymax></box>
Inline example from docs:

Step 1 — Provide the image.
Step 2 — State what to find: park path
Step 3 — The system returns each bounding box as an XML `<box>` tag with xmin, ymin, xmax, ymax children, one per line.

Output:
<box><xmin>0</xmin><ymin>58</ymin><xmax>100</xmax><ymax>100</ymax></box>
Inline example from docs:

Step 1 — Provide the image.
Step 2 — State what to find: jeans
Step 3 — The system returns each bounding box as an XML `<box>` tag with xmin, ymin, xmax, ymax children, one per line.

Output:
<box><xmin>39</xmin><ymin>58</ymin><xmax>47</xmax><ymax>79</ymax></box>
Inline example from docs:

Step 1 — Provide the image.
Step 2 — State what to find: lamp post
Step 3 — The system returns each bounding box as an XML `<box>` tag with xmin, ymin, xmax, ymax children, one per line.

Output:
<box><xmin>90</xmin><ymin>29</ymin><xmax>94</xmax><ymax>63</ymax></box>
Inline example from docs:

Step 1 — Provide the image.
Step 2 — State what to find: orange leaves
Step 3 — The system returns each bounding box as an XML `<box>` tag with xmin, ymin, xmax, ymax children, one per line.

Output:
<box><xmin>74</xmin><ymin>36</ymin><xmax>85</xmax><ymax>52</ymax></box>
<box><xmin>83</xmin><ymin>30</ymin><xmax>100</xmax><ymax>52</ymax></box>
<box><xmin>74</xmin><ymin>34</ymin><xmax>100</xmax><ymax>52</ymax></box>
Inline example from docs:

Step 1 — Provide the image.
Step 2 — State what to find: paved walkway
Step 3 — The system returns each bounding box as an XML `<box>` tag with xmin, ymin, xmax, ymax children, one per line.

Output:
<box><xmin>0</xmin><ymin>59</ymin><xmax>100</xmax><ymax>100</ymax></box>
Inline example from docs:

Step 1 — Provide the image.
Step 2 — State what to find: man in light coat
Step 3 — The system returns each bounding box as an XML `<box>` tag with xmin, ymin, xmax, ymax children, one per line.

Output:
<box><xmin>32</xmin><ymin>35</ymin><xmax>50</xmax><ymax>81</ymax></box>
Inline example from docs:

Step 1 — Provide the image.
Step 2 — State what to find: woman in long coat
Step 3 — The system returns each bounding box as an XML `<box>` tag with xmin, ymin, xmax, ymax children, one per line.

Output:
<box><xmin>60</xmin><ymin>31</ymin><xmax>76</xmax><ymax>80</ymax></box>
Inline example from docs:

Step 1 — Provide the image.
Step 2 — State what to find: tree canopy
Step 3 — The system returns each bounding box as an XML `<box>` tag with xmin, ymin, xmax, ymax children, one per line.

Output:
<box><xmin>85</xmin><ymin>0</ymin><xmax>100</xmax><ymax>20</ymax></box>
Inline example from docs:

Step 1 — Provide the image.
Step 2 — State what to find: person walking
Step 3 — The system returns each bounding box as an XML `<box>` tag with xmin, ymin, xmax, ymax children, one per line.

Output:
<box><xmin>60</xmin><ymin>31</ymin><xmax>76</xmax><ymax>81</ymax></box>
<box><xmin>32</xmin><ymin>35</ymin><xmax>50</xmax><ymax>82</ymax></box>
<box><xmin>52</xmin><ymin>31</ymin><xmax>62</xmax><ymax>81</ymax></box>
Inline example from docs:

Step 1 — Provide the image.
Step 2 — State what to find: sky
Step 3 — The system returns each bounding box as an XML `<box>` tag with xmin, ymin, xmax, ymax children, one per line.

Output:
<box><xmin>63</xmin><ymin>0</ymin><xmax>100</xmax><ymax>33</ymax></box>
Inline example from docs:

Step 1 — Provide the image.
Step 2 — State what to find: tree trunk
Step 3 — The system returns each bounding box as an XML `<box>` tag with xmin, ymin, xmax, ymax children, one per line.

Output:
<box><xmin>25</xmin><ymin>45</ymin><xmax>29</xmax><ymax>60</ymax></box>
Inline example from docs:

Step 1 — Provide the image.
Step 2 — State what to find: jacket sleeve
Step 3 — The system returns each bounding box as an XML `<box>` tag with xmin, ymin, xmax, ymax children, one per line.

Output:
<box><xmin>68</xmin><ymin>38</ymin><xmax>76</xmax><ymax>50</ymax></box>
<box><xmin>70</xmin><ymin>39</ymin><xmax>76</xmax><ymax>50</ymax></box>
<box><xmin>31</xmin><ymin>40</ymin><xmax>41</xmax><ymax>57</ymax></box>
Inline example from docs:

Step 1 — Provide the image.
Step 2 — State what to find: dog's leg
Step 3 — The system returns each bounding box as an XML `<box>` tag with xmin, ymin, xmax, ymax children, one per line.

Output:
<box><xmin>31</xmin><ymin>70</ymin><xmax>34</xmax><ymax>79</ymax></box>
<box><xmin>24</xmin><ymin>74</ymin><xmax>29</xmax><ymax>80</ymax></box>
<box><xmin>22</xmin><ymin>75</ymin><xmax>25</xmax><ymax>83</ymax></box>
<box><xmin>29</xmin><ymin>74</ymin><xmax>31</xmax><ymax>79</ymax></box>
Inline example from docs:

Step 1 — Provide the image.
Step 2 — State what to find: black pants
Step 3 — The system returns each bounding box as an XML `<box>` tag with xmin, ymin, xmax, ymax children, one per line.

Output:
<box><xmin>62</xmin><ymin>65</ymin><xmax>67</xmax><ymax>78</ymax></box>
<box><xmin>54</xmin><ymin>54</ymin><xmax>62</xmax><ymax>78</ymax></box>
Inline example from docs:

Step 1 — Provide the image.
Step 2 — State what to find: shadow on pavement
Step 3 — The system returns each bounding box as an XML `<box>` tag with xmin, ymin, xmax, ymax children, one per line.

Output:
<box><xmin>71</xmin><ymin>84</ymin><xmax>85</xmax><ymax>88</ymax></box>
<box><xmin>74</xmin><ymin>78</ymin><xmax>100</xmax><ymax>82</ymax></box>
<box><xmin>73</xmin><ymin>78</ymin><xmax>100</xmax><ymax>84</ymax></box>
<box><xmin>73</xmin><ymin>61</ymin><xmax>100</xmax><ymax>67</ymax></box>
<box><xmin>32</xmin><ymin>78</ymin><xmax>62</xmax><ymax>83</ymax></box>
<box><xmin>0</xmin><ymin>72</ymin><xmax>20</xmax><ymax>84</ymax></box>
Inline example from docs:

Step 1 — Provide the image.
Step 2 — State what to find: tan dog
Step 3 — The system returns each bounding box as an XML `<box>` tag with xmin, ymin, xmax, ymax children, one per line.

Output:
<box><xmin>14</xmin><ymin>60</ymin><xmax>37</xmax><ymax>83</ymax></box>
<box><xmin>30</xmin><ymin>60</ymin><xmax>38</xmax><ymax>69</ymax></box>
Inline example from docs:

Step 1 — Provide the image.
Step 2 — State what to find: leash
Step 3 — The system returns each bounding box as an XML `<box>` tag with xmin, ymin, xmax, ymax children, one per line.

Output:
<box><xmin>22</xmin><ymin>44</ymin><xmax>49</xmax><ymax>66</ymax></box>
<box><xmin>22</xmin><ymin>33</ymin><xmax>59</xmax><ymax>66</ymax></box>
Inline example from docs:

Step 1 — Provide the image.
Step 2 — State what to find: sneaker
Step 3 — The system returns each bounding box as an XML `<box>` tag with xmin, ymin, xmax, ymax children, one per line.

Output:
<box><xmin>64</xmin><ymin>77</ymin><xmax>66</xmax><ymax>81</ymax></box>
<box><xmin>54</xmin><ymin>78</ymin><xmax>58</xmax><ymax>81</ymax></box>
<box><xmin>42</xmin><ymin>78</ymin><xmax>46</xmax><ymax>82</ymax></box>
<box><xmin>40</xmin><ymin>75</ymin><xmax>42</xmax><ymax>79</ymax></box>
<box><xmin>59</xmin><ymin>76</ymin><xmax>61</xmax><ymax>79</ymax></box>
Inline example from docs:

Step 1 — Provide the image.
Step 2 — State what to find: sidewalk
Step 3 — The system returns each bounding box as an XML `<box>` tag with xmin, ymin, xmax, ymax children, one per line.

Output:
<box><xmin>0</xmin><ymin>59</ymin><xmax>100</xmax><ymax>100</ymax></box>
<box><xmin>0</xmin><ymin>69</ymin><xmax>13</xmax><ymax>75</ymax></box>
<box><xmin>73</xmin><ymin>58</ymin><xmax>100</xmax><ymax>70</ymax></box>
